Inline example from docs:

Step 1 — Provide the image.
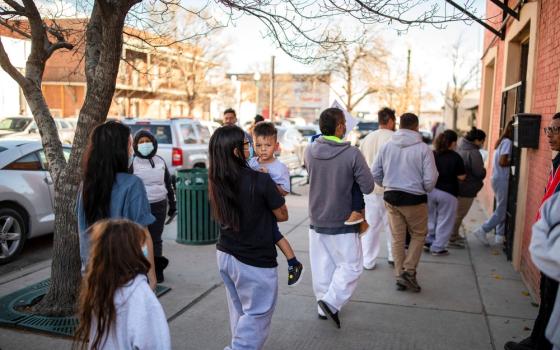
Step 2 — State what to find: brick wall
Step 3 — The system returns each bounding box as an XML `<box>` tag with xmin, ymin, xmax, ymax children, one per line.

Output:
<box><xmin>479</xmin><ymin>0</ymin><xmax>560</xmax><ymax>297</ymax></box>
<box><xmin>520</xmin><ymin>0</ymin><xmax>560</xmax><ymax>293</ymax></box>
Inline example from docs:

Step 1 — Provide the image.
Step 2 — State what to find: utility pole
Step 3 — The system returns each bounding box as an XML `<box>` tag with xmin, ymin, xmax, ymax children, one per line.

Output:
<box><xmin>405</xmin><ymin>48</ymin><xmax>411</xmax><ymax>111</ymax></box>
<box><xmin>269</xmin><ymin>55</ymin><xmax>275</xmax><ymax>122</ymax></box>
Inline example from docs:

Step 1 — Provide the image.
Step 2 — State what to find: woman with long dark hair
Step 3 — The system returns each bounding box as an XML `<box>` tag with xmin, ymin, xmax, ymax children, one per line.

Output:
<box><xmin>209</xmin><ymin>125</ymin><xmax>288</xmax><ymax>350</ymax></box>
<box><xmin>74</xmin><ymin>219</ymin><xmax>170</xmax><ymax>350</ymax></box>
<box><xmin>472</xmin><ymin>120</ymin><xmax>514</xmax><ymax>246</ymax></box>
<box><xmin>448</xmin><ymin>127</ymin><xmax>487</xmax><ymax>248</ymax></box>
<box><xmin>425</xmin><ymin>130</ymin><xmax>466</xmax><ymax>256</ymax></box>
<box><xmin>77</xmin><ymin>121</ymin><xmax>156</xmax><ymax>288</ymax></box>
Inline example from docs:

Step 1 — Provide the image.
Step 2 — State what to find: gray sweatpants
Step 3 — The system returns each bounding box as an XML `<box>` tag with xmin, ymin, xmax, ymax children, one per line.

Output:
<box><xmin>217</xmin><ymin>251</ymin><xmax>278</xmax><ymax>350</ymax></box>
<box><xmin>482</xmin><ymin>177</ymin><xmax>509</xmax><ymax>237</ymax></box>
<box><xmin>427</xmin><ymin>188</ymin><xmax>458</xmax><ymax>252</ymax></box>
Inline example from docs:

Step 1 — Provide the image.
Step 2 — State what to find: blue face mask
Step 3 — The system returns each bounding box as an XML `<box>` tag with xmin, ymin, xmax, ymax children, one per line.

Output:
<box><xmin>249</xmin><ymin>144</ymin><xmax>254</xmax><ymax>159</ymax></box>
<box><xmin>138</xmin><ymin>142</ymin><xmax>154</xmax><ymax>157</ymax></box>
<box><xmin>142</xmin><ymin>244</ymin><xmax>148</xmax><ymax>257</ymax></box>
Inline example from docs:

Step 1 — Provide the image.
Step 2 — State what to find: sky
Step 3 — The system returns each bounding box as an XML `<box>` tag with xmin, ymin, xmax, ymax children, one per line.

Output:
<box><xmin>215</xmin><ymin>0</ymin><xmax>487</xmax><ymax>111</ymax></box>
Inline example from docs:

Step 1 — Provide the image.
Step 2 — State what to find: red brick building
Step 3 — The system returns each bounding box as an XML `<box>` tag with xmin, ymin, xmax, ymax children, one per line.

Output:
<box><xmin>1</xmin><ymin>19</ymin><xmax>211</xmax><ymax>119</ymax></box>
<box><xmin>478</xmin><ymin>0</ymin><xmax>560</xmax><ymax>296</ymax></box>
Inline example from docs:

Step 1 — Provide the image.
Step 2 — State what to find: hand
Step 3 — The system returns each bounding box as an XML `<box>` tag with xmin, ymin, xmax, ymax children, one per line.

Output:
<box><xmin>259</xmin><ymin>167</ymin><xmax>269</xmax><ymax>173</ymax></box>
<box><xmin>168</xmin><ymin>208</ymin><xmax>176</xmax><ymax>218</ymax></box>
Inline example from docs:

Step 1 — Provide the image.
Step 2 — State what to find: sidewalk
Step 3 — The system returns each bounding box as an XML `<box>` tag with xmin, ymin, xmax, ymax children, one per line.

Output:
<box><xmin>0</xmin><ymin>185</ymin><xmax>538</xmax><ymax>350</ymax></box>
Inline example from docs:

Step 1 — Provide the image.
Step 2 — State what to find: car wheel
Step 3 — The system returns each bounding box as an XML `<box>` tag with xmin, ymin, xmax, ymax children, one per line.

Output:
<box><xmin>0</xmin><ymin>207</ymin><xmax>27</xmax><ymax>265</ymax></box>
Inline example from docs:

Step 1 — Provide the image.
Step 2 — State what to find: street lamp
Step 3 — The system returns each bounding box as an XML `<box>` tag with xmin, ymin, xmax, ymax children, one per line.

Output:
<box><xmin>253</xmin><ymin>72</ymin><xmax>261</xmax><ymax>115</ymax></box>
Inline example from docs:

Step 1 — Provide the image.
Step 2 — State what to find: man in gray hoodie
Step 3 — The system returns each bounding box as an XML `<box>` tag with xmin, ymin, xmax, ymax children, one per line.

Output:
<box><xmin>372</xmin><ymin>113</ymin><xmax>438</xmax><ymax>292</ymax></box>
<box><xmin>305</xmin><ymin>107</ymin><xmax>375</xmax><ymax>328</ymax></box>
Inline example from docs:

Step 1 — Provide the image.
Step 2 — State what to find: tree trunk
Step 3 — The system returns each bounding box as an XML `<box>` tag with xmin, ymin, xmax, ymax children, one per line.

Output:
<box><xmin>31</xmin><ymin>0</ymin><xmax>139</xmax><ymax>316</ymax></box>
<box><xmin>32</xmin><ymin>173</ymin><xmax>81</xmax><ymax>315</ymax></box>
<box><xmin>452</xmin><ymin>106</ymin><xmax>458</xmax><ymax>131</ymax></box>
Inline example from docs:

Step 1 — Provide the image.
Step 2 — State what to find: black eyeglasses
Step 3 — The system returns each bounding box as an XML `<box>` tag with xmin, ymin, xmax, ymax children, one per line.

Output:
<box><xmin>544</xmin><ymin>126</ymin><xmax>560</xmax><ymax>135</ymax></box>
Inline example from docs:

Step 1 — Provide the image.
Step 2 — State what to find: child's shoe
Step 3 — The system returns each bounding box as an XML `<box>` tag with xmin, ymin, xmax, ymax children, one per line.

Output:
<box><xmin>288</xmin><ymin>262</ymin><xmax>304</xmax><ymax>286</ymax></box>
<box><xmin>345</xmin><ymin>211</ymin><xmax>364</xmax><ymax>225</ymax></box>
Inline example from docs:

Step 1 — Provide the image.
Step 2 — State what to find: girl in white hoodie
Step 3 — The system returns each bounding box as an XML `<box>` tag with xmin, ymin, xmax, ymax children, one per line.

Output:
<box><xmin>74</xmin><ymin>219</ymin><xmax>170</xmax><ymax>350</ymax></box>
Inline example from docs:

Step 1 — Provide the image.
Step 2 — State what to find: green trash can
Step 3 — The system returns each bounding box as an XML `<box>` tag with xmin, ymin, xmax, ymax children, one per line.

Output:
<box><xmin>176</xmin><ymin>168</ymin><xmax>219</xmax><ymax>245</ymax></box>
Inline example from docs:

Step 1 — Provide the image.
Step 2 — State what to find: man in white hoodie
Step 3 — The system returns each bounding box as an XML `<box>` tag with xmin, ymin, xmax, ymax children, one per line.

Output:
<box><xmin>529</xmin><ymin>191</ymin><xmax>560</xmax><ymax>350</ymax></box>
<box><xmin>359</xmin><ymin>107</ymin><xmax>396</xmax><ymax>269</ymax></box>
<box><xmin>372</xmin><ymin>113</ymin><xmax>438</xmax><ymax>292</ymax></box>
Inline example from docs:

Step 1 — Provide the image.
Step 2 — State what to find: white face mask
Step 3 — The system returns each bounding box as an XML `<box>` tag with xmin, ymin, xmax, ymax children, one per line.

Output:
<box><xmin>138</xmin><ymin>142</ymin><xmax>154</xmax><ymax>156</ymax></box>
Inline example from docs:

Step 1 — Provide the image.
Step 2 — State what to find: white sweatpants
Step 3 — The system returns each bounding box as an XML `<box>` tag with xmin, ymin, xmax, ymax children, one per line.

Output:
<box><xmin>361</xmin><ymin>193</ymin><xmax>393</xmax><ymax>268</ymax></box>
<box><xmin>309</xmin><ymin>229</ymin><xmax>363</xmax><ymax>312</ymax></box>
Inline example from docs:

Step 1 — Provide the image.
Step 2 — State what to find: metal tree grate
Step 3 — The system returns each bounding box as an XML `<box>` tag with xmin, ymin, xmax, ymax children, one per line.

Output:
<box><xmin>0</xmin><ymin>278</ymin><xmax>171</xmax><ymax>337</ymax></box>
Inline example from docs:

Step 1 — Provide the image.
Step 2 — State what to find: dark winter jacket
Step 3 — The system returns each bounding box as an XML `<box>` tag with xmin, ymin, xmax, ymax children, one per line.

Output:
<box><xmin>457</xmin><ymin>138</ymin><xmax>486</xmax><ymax>198</ymax></box>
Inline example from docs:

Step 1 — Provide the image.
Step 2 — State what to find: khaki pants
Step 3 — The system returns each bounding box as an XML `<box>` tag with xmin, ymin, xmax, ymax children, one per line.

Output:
<box><xmin>450</xmin><ymin>197</ymin><xmax>475</xmax><ymax>242</ymax></box>
<box><xmin>385</xmin><ymin>202</ymin><xmax>428</xmax><ymax>277</ymax></box>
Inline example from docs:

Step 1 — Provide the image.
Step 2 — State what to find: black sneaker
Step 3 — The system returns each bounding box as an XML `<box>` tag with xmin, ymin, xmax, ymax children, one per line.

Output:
<box><xmin>388</xmin><ymin>260</ymin><xmax>395</xmax><ymax>266</ymax></box>
<box><xmin>448</xmin><ymin>240</ymin><xmax>466</xmax><ymax>249</ymax></box>
<box><xmin>504</xmin><ymin>337</ymin><xmax>536</xmax><ymax>350</ymax></box>
<box><xmin>431</xmin><ymin>249</ymin><xmax>450</xmax><ymax>256</ymax></box>
<box><xmin>401</xmin><ymin>271</ymin><xmax>421</xmax><ymax>292</ymax></box>
<box><xmin>396</xmin><ymin>277</ymin><xmax>407</xmax><ymax>291</ymax></box>
<box><xmin>288</xmin><ymin>263</ymin><xmax>304</xmax><ymax>286</ymax></box>
<box><xmin>423</xmin><ymin>243</ymin><xmax>431</xmax><ymax>252</ymax></box>
<box><xmin>317</xmin><ymin>300</ymin><xmax>340</xmax><ymax>329</ymax></box>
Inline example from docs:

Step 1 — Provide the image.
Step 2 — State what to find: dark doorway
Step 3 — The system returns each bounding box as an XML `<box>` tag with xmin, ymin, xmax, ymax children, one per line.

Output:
<box><xmin>501</xmin><ymin>41</ymin><xmax>529</xmax><ymax>260</ymax></box>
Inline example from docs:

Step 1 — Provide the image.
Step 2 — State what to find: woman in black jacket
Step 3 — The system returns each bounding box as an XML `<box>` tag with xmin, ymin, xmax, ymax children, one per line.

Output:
<box><xmin>448</xmin><ymin>127</ymin><xmax>487</xmax><ymax>248</ymax></box>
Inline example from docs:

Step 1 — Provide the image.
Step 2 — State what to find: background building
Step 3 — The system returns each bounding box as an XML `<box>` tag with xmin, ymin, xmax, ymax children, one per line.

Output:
<box><xmin>1</xmin><ymin>19</ymin><xmax>214</xmax><ymax>120</ymax></box>
<box><xmin>224</xmin><ymin>73</ymin><xmax>330</xmax><ymax>125</ymax></box>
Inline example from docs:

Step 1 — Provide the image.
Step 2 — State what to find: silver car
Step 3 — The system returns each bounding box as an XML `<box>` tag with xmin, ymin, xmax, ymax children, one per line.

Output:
<box><xmin>0</xmin><ymin>116</ymin><xmax>76</xmax><ymax>144</ymax></box>
<box><xmin>0</xmin><ymin>140</ymin><xmax>70</xmax><ymax>263</ymax></box>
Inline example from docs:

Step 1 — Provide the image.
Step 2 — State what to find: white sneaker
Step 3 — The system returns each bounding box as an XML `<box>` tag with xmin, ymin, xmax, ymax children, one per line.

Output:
<box><xmin>363</xmin><ymin>262</ymin><xmax>377</xmax><ymax>270</ymax></box>
<box><xmin>495</xmin><ymin>235</ymin><xmax>505</xmax><ymax>245</ymax></box>
<box><xmin>473</xmin><ymin>228</ymin><xmax>489</xmax><ymax>246</ymax></box>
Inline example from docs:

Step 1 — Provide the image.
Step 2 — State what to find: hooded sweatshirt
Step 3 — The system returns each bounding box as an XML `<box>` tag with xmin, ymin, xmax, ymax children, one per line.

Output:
<box><xmin>372</xmin><ymin>129</ymin><xmax>438</xmax><ymax>203</ymax></box>
<box><xmin>456</xmin><ymin>138</ymin><xmax>486</xmax><ymax>198</ymax></box>
<box><xmin>131</xmin><ymin>130</ymin><xmax>176</xmax><ymax>209</ymax></box>
<box><xmin>304</xmin><ymin>137</ymin><xmax>374</xmax><ymax>233</ymax></box>
<box><xmin>529</xmin><ymin>191</ymin><xmax>560</xmax><ymax>350</ymax></box>
<box><xmin>90</xmin><ymin>274</ymin><xmax>171</xmax><ymax>350</ymax></box>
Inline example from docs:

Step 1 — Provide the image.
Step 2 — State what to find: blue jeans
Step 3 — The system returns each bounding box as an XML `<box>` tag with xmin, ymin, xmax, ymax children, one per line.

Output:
<box><xmin>482</xmin><ymin>177</ymin><xmax>509</xmax><ymax>236</ymax></box>
<box><xmin>217</xmin><ymin>251</ymin><xmax>278</xmax><ymax>350</ymax></box>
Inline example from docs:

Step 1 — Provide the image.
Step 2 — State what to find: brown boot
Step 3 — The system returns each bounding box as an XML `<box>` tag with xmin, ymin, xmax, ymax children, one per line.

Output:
<box><xmin>345</xmin><ymin>211</ymin><xmax>364</xmax><ymax>225</ymax></box>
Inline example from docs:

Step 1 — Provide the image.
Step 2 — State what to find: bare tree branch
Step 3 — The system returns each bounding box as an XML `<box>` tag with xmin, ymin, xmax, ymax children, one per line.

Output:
<box><xmin>0</xmin><ymin>36</ymin><xmax>26</xmax><ymax>86</ymax></box>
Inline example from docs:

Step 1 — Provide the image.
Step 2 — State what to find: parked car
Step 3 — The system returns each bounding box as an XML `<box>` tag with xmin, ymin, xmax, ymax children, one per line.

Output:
<box><xmin>348</xmin><ymin>120</ymin><xmax>379</xmax><ymax>146</ymax></box>
<box><xmin>296</xmin><ymin>125</ymin><xmax>320</xmax><ymax>140</ymax></box>
<box><xmin>0</xmin><ymin>140</ymin><xmax>71</xmax><ymax>264</ymax></box>
<box><xmin>276</xmin><ymin>126</ymin><xmax>306</xmax><ymax>168</ymax></box>
<box><xmin>122</xmin><ymin>118</ymin><xmax>209</xmax><ymax>176</ymax></box>
<box><xmin>0</xmin><ymin>116</ymin><xmax>75</xmax><ymax>144</ymax></box>
<box><xmin>0</xmin><ymin>116</ymin><xmax>35</xmax><ymax>139</ymax></box>
<box><xmin>199</xmin><ymin>120</ymin><xmax>222</xmax><ymax>136</ymax></box>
